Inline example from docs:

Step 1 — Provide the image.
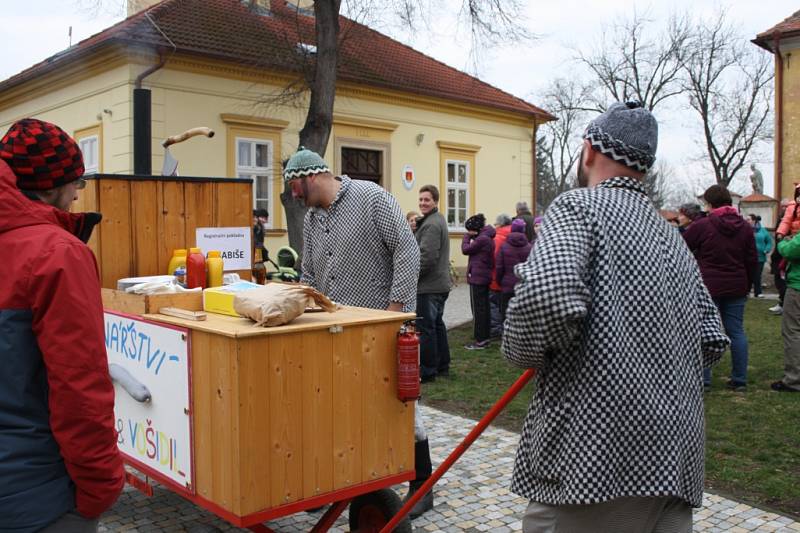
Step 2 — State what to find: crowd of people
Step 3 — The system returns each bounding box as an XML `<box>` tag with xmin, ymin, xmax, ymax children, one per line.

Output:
<box><xmin>2</xmin><ymin>106</ymin><xmax>798</xmax><ymax>533</ymax></box>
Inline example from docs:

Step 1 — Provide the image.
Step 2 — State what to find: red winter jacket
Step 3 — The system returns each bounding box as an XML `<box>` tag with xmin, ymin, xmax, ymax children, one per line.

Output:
<box><xmin>0</xmin><ymin>160</ymin><xmax>124</xmax><ymax>529</ymax></box>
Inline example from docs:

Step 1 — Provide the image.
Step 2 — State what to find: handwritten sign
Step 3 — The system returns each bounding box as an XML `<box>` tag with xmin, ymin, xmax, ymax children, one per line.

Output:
<box><xmin>104</xmin><ymin>312</ymin><xmax>192</xmax><ymax>492</ymax></box>
<box><xmin>195</xmin><ymin>227</ymin><xmax>252</xmax><ymax>271</ymax></box>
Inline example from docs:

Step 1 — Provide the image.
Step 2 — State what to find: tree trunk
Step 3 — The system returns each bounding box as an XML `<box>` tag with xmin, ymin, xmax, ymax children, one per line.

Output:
<box><xmin>280</xmin><ymin>0</ymin><xmax>341</xmax><ymax>264</ymax></box>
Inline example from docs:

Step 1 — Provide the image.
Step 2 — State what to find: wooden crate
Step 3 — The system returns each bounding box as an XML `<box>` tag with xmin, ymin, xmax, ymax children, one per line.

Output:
<box><xmin>101</xmin><ymin>288</ymin><xmax>203</xmax><ymax>315</ymax></box>
<box><xmin>73</xmin><ymin>174</ymin><xmax>252</xmax><ymax>289</ymax></box>
<box><xmin>145</xmin><ymin>308</ymin><xmax>416</xmax><ymax>517</ymax></box>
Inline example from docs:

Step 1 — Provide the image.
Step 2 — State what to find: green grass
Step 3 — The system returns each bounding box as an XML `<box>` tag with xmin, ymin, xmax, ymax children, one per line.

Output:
<box><xmin>423</xmin><ymin>299</ymin><xmax>800</xmax><ymax>517</ymax></box>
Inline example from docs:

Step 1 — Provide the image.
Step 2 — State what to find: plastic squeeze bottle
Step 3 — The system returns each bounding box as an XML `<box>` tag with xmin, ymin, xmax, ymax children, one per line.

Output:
<box><xmin>206</xmin><ymin>251</ymin><xmax>224</xmax><ymax>288</ymax></box>
<box><xmin>167</xmin><ymin>249</ymin><xmax>187</xmax><ymax>276</ymax></box>
<box><xmin>186</xmin><ymin>247</ymin><xmax>207</xmax><ymax>289</ymax></box>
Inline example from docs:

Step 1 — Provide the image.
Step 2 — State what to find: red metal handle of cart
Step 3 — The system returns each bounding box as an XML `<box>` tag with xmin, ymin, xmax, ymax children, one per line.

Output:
<box><xmin>380</xmin><ymin>368</ymin><xmax>536</xmax><ymax>533</ymax></box>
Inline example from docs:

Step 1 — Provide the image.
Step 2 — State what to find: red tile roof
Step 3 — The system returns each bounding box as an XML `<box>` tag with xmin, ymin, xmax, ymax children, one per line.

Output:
<box><xmin>753</xmin><ymin>10</ymin><xmax>800</xmax><ymax>51</ymax></box>
<box><xmin>0</xmin><ymin>0</ymin><xmax>553</xmax><ymax>122</ymax></box>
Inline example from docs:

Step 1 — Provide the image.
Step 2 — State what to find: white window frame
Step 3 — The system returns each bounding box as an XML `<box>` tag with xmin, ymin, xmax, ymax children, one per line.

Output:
<box><xmin>236</xmin><ymin>136</ymin><xmax>273</xmax><ymax>229</ymax></box>
<box><xmin>78</xmin><ymin>135</ymin><xmax>99</xmax><ymax>174</ymax></box>
<box><xmin>445</xmin><ymin>159</ymin><xmax>470</xmax><ymax>230</ymax></box>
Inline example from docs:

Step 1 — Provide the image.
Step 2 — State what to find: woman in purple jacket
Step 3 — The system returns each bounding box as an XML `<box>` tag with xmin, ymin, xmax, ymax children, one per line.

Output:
<box><xmin>496</xmin><ymin>219</ymin><xmax>533</xmax><ymax>321</ymax></box>
<box><xmin>462</xmin><ymin>214</ymin><xmax>495</xmax><ymax>349</ymax></box>
<box><xmin>684</xmin><ymin>185</ymin><xmax>757</xmax><ymax>391</ymax></box>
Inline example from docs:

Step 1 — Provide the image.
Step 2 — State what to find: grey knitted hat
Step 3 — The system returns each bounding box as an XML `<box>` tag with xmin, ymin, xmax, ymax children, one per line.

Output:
<box><xmin>584</xmin><ymin>101</ymin><xmax>658</xmax><ymax>173</ymax></box>
<box><xmin>283</xmin><ymin>147</ymin><xmax>330</xmax><ymax>182</ymax></box>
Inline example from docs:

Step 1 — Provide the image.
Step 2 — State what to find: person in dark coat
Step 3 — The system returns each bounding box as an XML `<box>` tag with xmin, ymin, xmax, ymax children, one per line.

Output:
<box><xmin>677</xmin><ymin>203</ymin><xmax>705</xmax><ymax>233</ymax></box>
<box><xmin>415</xmin><ymin>185</ymin><xmax>451</xmax><ymax>384</ymax></box>
<box><xmin>496</xmin><ymin>218</ymin><xmax>532</xmax><ymax>321</ymax></box>
<box><xmin>514</xmin><ymin>201</ymin><xmax>536</xmax><ymax>242</ymax></box>
<box><xmin>684</xmin><ymin>185</ymin><xmax>757</xmax><ymax>391</ymax></box>
<box><xmin>252</xmin><ymin>208</ymin><xmax>269</xmax><ymax>263</ymax></box>
<box><xmin>462</xmin><ymin>213</ymin><xmax>495</xmax><ymax>349</ymax></box>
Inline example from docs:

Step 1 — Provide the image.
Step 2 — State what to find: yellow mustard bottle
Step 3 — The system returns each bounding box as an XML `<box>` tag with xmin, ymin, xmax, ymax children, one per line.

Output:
<box><xmin>206</xmin><ymin>250</ymin><xmax>224</xmax><ymax>288</ymax></box>
<box><xmin>167</xmin><ymin>249</ymin><xmax>187</xmax><ymax>276</ymax></box>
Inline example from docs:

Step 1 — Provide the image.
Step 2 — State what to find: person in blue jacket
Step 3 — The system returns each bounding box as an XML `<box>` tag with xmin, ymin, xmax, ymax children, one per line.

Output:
<box><xmin>749</xmin><ymin>214</ymin><xmax>773</xmax><ymax>298</ymax></box>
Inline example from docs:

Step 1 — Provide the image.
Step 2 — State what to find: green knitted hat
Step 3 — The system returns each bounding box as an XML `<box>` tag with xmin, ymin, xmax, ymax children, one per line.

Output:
<box><xmin>283</xmin><ymin>147</ymin><xmax>330</xmax><ymax>182</ymax></box>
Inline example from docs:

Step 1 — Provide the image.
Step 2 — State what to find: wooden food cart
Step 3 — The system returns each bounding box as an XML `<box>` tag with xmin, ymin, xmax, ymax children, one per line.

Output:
<box><xmin>104</xmin><ymin>294</ymin><xmax>416</xmax><ymax>533</ymax></box>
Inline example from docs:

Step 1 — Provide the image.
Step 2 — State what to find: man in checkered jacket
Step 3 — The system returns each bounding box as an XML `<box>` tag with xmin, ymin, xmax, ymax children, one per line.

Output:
<box><xmin>285</xmin><ymin>148</ymin><xmax>435</xmax><ymax>518</ymax></box>
<box><xmin>502</xmin><ymin>103</ymin><xmax>729</xmax><ymax>532</ymax></box>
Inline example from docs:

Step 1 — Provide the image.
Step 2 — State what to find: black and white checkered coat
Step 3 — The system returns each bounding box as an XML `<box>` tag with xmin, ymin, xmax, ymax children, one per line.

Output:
<box><xmin>300</xmin><ymin>176</ymin><xmax>420</xmax><ymax>312</ymax></box>
<box><xmin>502</xmin><ymin>177</ymin><xmax>729</xmax><ymax>508</ymax></box>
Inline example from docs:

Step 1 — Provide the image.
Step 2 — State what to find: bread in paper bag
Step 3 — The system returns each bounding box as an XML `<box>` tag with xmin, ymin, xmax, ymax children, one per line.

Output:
<box><xmin>233</xmin><ymin>283</ymin><xmax>337</xmax><ymax>326</ymax></box>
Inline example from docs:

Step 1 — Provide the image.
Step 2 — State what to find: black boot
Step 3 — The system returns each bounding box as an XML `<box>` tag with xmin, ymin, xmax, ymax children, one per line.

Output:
<box><xmin>404</xmin><ymin>439</ymin><xmax>434</xmax><ymax>519</ymax></box>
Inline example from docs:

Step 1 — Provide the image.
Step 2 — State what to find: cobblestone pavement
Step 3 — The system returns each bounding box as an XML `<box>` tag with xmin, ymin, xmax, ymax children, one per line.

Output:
<box><xmin>99</xmin><ymin>404</ymin><xmax>799</xmax><ymax>532</ymax></box>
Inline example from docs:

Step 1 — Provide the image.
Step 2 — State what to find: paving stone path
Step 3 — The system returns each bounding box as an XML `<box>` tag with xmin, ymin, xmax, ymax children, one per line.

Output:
<box><xmin>99</xmin><ymin>403</ymin><xmax>799</xmax><ymax>532</ymax></box>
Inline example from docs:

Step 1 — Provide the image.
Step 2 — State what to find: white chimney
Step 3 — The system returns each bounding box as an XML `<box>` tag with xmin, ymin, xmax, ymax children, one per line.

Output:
<box><xmin>127</xmin><ymin>0</ymin><xmax>162</xmax><ymax>16</ymax></box>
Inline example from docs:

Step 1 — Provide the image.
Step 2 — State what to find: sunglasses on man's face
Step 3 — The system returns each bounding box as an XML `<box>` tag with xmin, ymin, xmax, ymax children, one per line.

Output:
<box><xmin>73</xmin><ymin>178</ymin><xmax>87</xmax><ymax>190</ymax></box>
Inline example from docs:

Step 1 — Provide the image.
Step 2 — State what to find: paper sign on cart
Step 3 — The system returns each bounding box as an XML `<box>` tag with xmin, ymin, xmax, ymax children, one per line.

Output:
<box><xmin>104</xmin><ymin>311</ymin><xmax>193</xmax><ymax>493</ymax></box>
<box><xmin>196</xmin><ymin>227</ymin><xmax>251</xmax><ymax>270</ymax></box>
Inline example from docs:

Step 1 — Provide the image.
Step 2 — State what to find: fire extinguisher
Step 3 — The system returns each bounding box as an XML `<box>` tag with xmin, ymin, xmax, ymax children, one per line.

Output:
<box><xmin>397</xmin><ymin>319</ymin><xmax>421</xmax><ymax>402</ymax></box>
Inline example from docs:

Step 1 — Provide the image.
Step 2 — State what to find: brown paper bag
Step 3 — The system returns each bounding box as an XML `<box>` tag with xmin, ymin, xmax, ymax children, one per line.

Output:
<box><xmin>233</xmin><ymin>283</ymin><xmax>337</xmax><ymax>326</ymax></box>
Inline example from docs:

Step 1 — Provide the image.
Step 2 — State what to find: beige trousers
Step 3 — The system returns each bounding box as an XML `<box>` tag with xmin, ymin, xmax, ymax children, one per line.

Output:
<box><xmin>522</xmin><ymin>496</ymin><xmax>692</xmax><ymax>533</ymax></box>
<box><xmin>781</xmin><ymin>288</ymin><xmax>800</xmax><ymax>389</ymax></box>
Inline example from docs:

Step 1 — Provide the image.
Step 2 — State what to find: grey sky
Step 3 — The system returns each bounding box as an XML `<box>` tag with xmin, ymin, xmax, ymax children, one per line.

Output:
<box><xmin>1</xmin><ymin>0</ymin><xmax>795</xmax><ymax>200</ymax></box>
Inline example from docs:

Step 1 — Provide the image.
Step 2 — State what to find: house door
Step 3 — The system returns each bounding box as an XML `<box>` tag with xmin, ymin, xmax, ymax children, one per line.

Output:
<box><xmin>341</xmin><ymin>147</ymin><xmax>383</xmax><ymax>185</ymax></box>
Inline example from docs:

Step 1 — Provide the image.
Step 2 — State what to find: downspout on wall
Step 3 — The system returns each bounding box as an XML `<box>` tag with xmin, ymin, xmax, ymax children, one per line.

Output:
<box><xmin>774</xmin><ymin>32</ymin><xmax>784</xmax><ymax>200</ymax></box>
<box><xmin>133</xmin><ymin>54</ymin><xmax>166</xmax><ymax>175</ymax></box>
<box><xmin>132</xmin><ymin>12</ymin><xmax>176</xmax><ymax>175</ymax></box>
<box><xmin>531</xmin><ymin>120</ymin><xmax>537</xmax><ymax>214</ymax></box>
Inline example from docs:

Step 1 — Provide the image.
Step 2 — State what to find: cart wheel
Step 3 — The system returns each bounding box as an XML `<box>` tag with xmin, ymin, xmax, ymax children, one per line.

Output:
<box><xmin>348</xmin><ymin>488</ymin><xmax>412</xmax><ymax>533</ymax></box>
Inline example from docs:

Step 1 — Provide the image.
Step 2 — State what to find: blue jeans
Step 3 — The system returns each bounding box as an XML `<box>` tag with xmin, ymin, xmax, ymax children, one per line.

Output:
<box><xmin>417</xmin><ymin>292</ymin><xmax>450</xmax><ymax>378</ymax></box>
<box><xmin>704</xmin><ymin>296</ymin><xmax>749</xmax><ymax>386</ymax></box>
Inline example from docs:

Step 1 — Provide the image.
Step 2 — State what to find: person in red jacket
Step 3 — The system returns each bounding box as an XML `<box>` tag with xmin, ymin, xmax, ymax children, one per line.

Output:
<box><xmin>0</xmin><ymin>119</ymin><xmax>124</xmax><ymax>532</ymax></box>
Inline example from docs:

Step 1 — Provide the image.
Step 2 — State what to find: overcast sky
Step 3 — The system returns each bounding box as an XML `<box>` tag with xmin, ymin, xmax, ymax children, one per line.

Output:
<box><xmin>2</xmin><ymin>0</ymin><xmax>796</xmax><ymax>201</ymax></box>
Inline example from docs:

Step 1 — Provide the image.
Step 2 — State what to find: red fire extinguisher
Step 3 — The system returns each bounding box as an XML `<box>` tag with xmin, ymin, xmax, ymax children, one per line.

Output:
<box><xmin>397</xmin><ymin>320</ymin><xmax>421</xmax><ymax>402</ymax></box>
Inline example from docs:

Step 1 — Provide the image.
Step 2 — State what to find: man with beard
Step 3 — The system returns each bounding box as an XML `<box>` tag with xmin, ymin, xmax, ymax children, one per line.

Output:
<box><xmin>502</xmin><ymin>103</ymin><xmax>729</xmax><ymax>532</ymax></box>
<box><xmin>284</xmin><ymin>148</ymin><xmax>435</xmax><ymax>518</ymax></box>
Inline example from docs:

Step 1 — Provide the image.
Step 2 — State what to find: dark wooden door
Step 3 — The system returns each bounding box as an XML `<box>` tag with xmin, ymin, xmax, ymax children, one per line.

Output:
<box><xmin>341</xmin><ymin>147</ymin><xmax>382</xmax><ymax>185</ymax></box>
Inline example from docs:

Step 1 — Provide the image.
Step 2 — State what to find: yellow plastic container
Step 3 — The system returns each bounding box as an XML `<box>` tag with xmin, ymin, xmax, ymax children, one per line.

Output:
<box><xmin>202</xmin><ymin>281</ymin><xmax>261</xmax><ymax>317</ymax></box>
<box><xmin>167</xmin><ymin>248</ymin><xmax>187</xmax><ymax>276</ymax></box>
<box><xmin>206</xmin><ymin>251</ymin><xmax>224</xmax><ymax>288</ymax></box>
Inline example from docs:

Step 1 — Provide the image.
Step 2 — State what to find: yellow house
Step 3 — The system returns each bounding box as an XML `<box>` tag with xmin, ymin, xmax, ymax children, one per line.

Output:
<box><xmin>754</xmin><ymin>10</ymin><xmax>800</xmax><ymax>201</ymax></box>
<box><xmin>0</xmin><ymin>0</ymin><xmax>553</xmax><ymax>269</ymax></box>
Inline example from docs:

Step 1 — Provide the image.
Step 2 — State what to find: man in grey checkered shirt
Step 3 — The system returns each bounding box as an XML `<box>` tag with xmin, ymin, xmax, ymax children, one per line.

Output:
<box><xmin>502</xmin><ymin>103</ymin><xmax>729</xmax><ymax>532</ymax></box>
<box><xmin>284</xmin><ymin>148</ymin><xmax>435</xmax><ymax>518</ymax></box>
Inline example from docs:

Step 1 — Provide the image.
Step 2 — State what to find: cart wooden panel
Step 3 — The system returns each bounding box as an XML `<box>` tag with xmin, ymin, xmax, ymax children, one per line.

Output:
<box><xmin>141</xmin><ymin>307</ymin><xmax>415</xmax><ymax>518</ymax></box>
<box><xmin>73</xmin><ymin>174</ymin><xmax>253</xmax><ymax>289</ymax></box>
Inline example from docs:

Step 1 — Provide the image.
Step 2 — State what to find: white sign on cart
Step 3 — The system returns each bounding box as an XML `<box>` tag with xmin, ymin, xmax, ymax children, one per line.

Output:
<box><xmin>104</xmin><ymin>311</ymin><xmax>193</xmax><ymax>493</ymax></box>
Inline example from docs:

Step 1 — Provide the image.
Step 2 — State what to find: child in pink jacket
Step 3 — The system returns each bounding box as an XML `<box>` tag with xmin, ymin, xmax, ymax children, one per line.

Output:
<box><xmin>777</xmin><ymin>184</ymin><xmax>800</xmax><ymax>239</ymax></box>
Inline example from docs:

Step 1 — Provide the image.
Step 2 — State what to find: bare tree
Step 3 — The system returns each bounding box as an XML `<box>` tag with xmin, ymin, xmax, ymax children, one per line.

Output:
<box><xmin>575</xmin><ymin>10</ymin><xmax>690</xmax><ymax>112</ymax></box>
<box><xmin>642</xmin><ymin>159</ymin><xmax>673</xmax><ymax>209</ymax></box>
<box><xmin>680</xmin><ymin>11</ymin><xmax>774</xmax><ymax>187</ymax></box>
<box><xmin>536</xmin><ymin>78</ymin><xmax>591</xmax><ymax>210</ymax></box>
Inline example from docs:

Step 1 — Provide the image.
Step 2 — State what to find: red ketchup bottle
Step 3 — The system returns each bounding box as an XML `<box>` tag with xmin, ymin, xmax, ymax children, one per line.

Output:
<box><xmin>186</xmin><ymin>247</ymin><xmax>207</xmax><ymax>289</ymax></box>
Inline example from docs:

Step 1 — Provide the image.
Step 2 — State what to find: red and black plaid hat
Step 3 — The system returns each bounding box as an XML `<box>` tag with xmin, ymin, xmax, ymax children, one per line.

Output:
<box><xmin>0</xmin><ymin>118</ymin><xmax>84</xmax><ymax>190</ymax></box>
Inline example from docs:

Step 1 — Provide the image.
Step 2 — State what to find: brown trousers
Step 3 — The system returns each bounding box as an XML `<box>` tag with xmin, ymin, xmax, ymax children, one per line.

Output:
<box><xmin>781</xmin><ymin>288</ymin><xmax>800</xmax><ymax>389</ymax></box>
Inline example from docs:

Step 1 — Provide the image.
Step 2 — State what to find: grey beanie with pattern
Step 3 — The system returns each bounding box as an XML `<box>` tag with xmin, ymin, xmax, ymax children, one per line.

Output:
<box><xmin>283</xmin><ymin>147</ymin><xmax>330</xmax><ymax>182</ymax></box>
<box><xmin>584</xmin><ymin>101</ymin><xmax>658</xmax><ymax>173</ymax></box>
